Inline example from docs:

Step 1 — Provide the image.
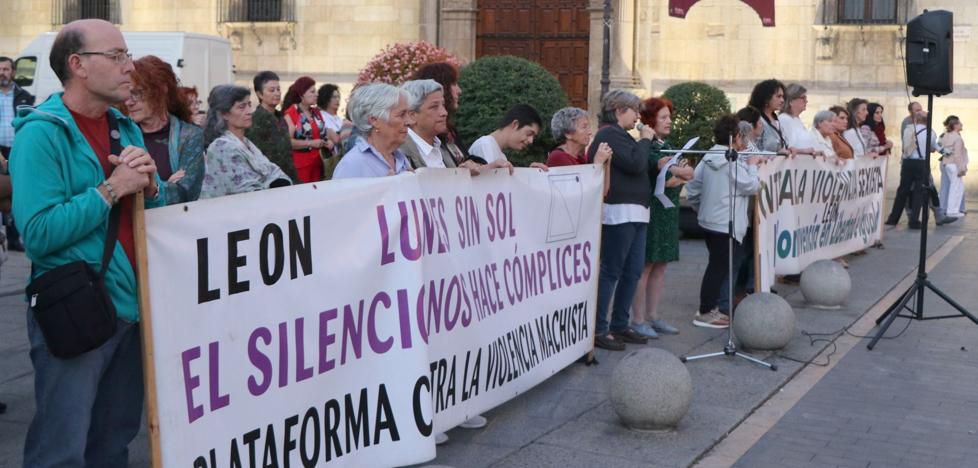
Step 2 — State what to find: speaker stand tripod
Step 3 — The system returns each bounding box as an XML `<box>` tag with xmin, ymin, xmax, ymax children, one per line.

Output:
<box><xmin>868</xmin><ymin>94</ymin><xmax>978</xmax><ymax>350</ymax></box>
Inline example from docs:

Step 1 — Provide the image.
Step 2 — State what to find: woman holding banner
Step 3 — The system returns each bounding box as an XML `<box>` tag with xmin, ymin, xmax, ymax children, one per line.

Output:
<box><xmin>630</xmin><ymin>97</ymin><xmax>687</xmax><ymax>339</ymax></box>
<box><xmin>748</xmin><ymin>79</ymin><xmax>788</xmax><ymax>154</ymax></box>
<box><xmin>200</xmin><ymin>85</ymin><xmax>292</xmax><ymax>199</ymax></box>
<box><xmin>333</xmin><ymin>83</ymin><xmax>413</xmax><ymax>178</ymax></box>
<box><xmin>828</xmin><ymin>106</ymin><xmax>854</xmax><ymax>160</ymax></box>
<box><xmin>777</xmin><ymin>83</ymin><xmax>820</xmax><ymax>156</ymax></box>
<box><xmin>843</xmin><ymin>98</ymin><xmax>882</xmax><ymax>159</ymax></box>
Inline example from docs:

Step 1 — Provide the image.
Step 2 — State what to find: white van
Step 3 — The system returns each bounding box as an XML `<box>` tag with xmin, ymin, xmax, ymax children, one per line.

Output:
<box><xmin>13</xmin><ymin>31</ymin><xmax>234</xmax><ymax>106</ymax></box>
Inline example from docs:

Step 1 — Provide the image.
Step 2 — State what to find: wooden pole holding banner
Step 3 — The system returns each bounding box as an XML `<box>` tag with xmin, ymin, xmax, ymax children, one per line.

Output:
<box><xmin>583</xmin><ymin>161</ymin><xmax>608</xmax><ymax>365</ymax></box>
<box><xmin>753</xmin><ymin>195</ymin><xmax>762</xmax><ymax>293</ymax></box>
<box><xmin>133</xmin><ymin>192</ymin><xmax>163</xmax><ymax>468</ymax></box>
<box><xmin>877</xmin><ymin>156</ymin><xmax>890</xmax><ymax>244</ymax></box>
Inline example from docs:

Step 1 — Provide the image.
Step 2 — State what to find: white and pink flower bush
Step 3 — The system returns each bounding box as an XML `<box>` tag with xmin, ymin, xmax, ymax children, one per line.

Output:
<box><xmin>357</xmin><ymin>41</ymin><xmax>460</xmax><ymax>85</ymax></box>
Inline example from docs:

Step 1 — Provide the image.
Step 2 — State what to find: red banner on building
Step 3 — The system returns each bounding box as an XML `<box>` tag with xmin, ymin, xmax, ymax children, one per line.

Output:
<box><xmin>668</xmin><ymin>0</ymin><xmax>775</xmax><ymax>27</ymax></box>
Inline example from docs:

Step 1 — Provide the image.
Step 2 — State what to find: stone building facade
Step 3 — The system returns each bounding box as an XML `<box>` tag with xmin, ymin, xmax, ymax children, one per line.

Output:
<box><xmin>1</xmin><ymin>0</ymin><xmax>975</xmax><ymax>190</ymax></box>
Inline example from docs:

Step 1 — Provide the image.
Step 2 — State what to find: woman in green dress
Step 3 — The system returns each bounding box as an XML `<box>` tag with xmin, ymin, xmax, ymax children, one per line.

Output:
<box><xmin>631</xmin><ymin>97</ymin><xmax>693</xmax><ymax>338</ymax></box>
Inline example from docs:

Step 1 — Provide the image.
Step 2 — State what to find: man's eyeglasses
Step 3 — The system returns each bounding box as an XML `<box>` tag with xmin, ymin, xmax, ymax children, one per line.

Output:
<box><xmin>77</xmin><ymin>50</ymin><xmax>133</xmax><ymax>65</ymax></box>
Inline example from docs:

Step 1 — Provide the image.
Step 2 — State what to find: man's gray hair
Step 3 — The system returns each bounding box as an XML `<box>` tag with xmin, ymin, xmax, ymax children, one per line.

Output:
<box><xmin>599</xmin><ymin>89</ymin><xmax>643</xmax><ymax>124</ymax></box>
<box><xmin>551</xmin><ymin>107</ymin><xmax>589</xmax><ymax>142</ymax></box>
<box><xmin>400</xmin><ymin>79</ymin><xmax>444</xmax><ymax>113</ymax></box>
<box><xmin>812</xmin><ymin>110</ymin><xmax>836</xmax><ymax>128</ymax></box>
<box><xmin>781</xmin><ymin>83</ymin><xmax>807</xmax><ymax>115</ymax></box>
<box><xmin>348</xmin><ymin>83</ymin><xmax>409</xmax><ymax>133</ymax></box>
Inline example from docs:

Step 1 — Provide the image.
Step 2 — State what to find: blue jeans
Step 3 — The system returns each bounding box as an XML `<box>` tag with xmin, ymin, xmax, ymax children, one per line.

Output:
<box><xmin>24</xmin><ymin>308</ymin><xmax>144</xmax><ymax>468</ymax></box>
<box><xmin>596</xmin><ymin>222</ymin><xmax>647</xmax><ymax>334</ymax></box>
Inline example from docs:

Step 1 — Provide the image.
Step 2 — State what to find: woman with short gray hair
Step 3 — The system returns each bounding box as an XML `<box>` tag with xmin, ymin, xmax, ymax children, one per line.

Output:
<box><xmin>777</xmin><ymin>83</ymin><xmax>820</xmax><ymax>155</ymax></box>
<box><xmin>399</xmin><ymin>79</ymin><xmax>463</xmax><ymax>170</ymax></box>
<box><xmin>333</xmin><ymin>83</ymin><xmax>412</xmax><ymax>178</ymax></box>
<box><xmin>810</xmin><ymin>110</ymin><xmax>839</xmax><ymax>163</ymax></box>
<box><xmin>547</xmin><ymin>107</ymin><xmax>611</xmax><ymax>167</ymax></box>
<box><xmin>587</xmin><ymin>89</ymin><xmax>656</xmax><ymax>350</ymax></box>
<box><xmin>200</xmin><ymin>85</ymin><xmax>291</xmax><ymax>199</ymax></box>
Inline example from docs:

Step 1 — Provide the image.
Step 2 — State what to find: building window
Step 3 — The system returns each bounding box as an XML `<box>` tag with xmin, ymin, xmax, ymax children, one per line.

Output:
<box><xmin>817</xmin><ymin>0</ymin><xmax>912</xmax><ymax>26</ymax></box>
<box><xmin>839</xmin><ymin>0</ymin><xmax>897</xmax><ymax>24</ymax></box>
<box><xmin>218</xmin><ymin>0</ymin><xmax>296</xmax><ymax>23</ymax></box>
<box><xmin>53</xmin><ymin>0</ymin><xmax>121</xmax><ymax>25</ymax></box>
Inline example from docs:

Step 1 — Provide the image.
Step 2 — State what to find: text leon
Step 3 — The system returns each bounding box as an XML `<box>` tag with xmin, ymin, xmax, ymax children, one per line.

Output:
<box><xmin>197</xmin><ymin>216</ymin><xmax>313</xmax><ymax>304</ymax></box>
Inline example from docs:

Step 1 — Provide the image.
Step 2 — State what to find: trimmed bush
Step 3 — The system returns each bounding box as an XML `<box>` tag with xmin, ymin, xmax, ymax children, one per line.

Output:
<box><xmin>456</xmin><ymin>56</ymin><xmax>569</xmax><ymax>166</ymax></box>
<box><xmin>662</xmin><ymin>82</ymin><xmax>731</xmax><ymax>152</ymax></box>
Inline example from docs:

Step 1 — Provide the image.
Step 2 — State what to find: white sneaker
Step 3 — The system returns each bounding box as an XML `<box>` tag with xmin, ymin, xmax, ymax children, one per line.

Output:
<box><xmin>693</xmin><ymin>310</ymin><xmax>730</xmax><ymax>329</ymax></box>
<box><xmin>458</xmin><ymin>415</ymin><xmax>487</xmax><ymax>429</ymax></box>
<box><xmin>435</xmin><ymin>432</ymin><xmax>449</xmax><ymax>445</ymax></box>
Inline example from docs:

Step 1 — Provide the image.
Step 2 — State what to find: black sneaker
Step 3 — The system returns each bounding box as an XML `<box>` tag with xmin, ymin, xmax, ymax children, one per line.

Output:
<box><xmin>595</xmin><ymin>333</ymin><xmax>626</xmax><ymax>351</ymax></box>
<box><xmin>611</xmin><ymin>328</ymin><xmax>649</xmax><ymax>344</ymax></box>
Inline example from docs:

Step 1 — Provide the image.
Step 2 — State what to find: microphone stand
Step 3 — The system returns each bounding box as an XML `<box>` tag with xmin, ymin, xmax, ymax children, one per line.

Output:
<box><xmin>681</xmin><ymin>137</ymin><xmax>777</xmax><ymax>371</ymax></box>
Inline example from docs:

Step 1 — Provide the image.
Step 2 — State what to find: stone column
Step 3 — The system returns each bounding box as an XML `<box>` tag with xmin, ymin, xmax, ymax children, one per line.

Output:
<box><xmin>588</xmin><ymin>0</ymin><xmax>643</xmax><ymax>111</ymax></box>
<box><xmin>610</xmin><ymin>0</ymin><xmax>642</xmax><ymax>90</ymax></box>
<box><xmin>440</xmin><ymin>0</ymin><xmax>478</xmax><ymax>64</ymax></box>
<box><xmin>419</xmin><ymin>0</ymin><xmax>439</xmax><ymax>45</ymax></box>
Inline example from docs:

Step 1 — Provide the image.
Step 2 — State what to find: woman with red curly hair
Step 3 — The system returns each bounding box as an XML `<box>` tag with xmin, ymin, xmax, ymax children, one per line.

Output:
<box><xmin>630</xmin><ymin>97</ymin><xmax>692</xmax><ymax>339</ymax></box>
<box><xmin>124</xmin><ymin>55</ymin><xmax>205</xmax><ymax>204</ymax></box>
<box><xmin>283</xmin><ymin>76</ymin><xmax>332</xmax><ymax>182</ymax></box>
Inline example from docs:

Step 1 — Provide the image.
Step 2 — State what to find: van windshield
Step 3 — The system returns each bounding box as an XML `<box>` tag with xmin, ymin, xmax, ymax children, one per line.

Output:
<box><xmin>14</xmin><ymin>56</ymin><xmax>36</xmax><ymax>87</ymax></box>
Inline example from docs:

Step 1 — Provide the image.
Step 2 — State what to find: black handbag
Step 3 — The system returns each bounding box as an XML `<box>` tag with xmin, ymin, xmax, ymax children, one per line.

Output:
<box><xmin>25</xmin><ymin>115</ymin><xmax>124</xmax><ymax>359</ymax></box>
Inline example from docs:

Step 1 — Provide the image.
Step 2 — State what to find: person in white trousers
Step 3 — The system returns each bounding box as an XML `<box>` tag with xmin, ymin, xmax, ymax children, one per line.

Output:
<box><xmin>939</xmin><ymin>115</ymin><xmax>968</xmax><ymax>218</ymax></box>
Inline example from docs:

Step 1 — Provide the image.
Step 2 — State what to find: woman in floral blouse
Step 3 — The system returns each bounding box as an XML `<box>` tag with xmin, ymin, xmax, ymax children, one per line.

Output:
<box><xmin>200</xmin><ymin>85</ymin><xmax>291</xmax><ymax>199</ymax></box>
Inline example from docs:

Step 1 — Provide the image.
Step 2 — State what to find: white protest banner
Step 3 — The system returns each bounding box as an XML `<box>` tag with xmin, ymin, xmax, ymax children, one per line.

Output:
<box><xmin>755</xmin><ymin>157</ymin><xmax>887</xmax><ymax>292</ymax></box>
<box><xmin>140</xmin><ymin>166</ymin><xmax>602</xmax><ymax>468</ymax></box>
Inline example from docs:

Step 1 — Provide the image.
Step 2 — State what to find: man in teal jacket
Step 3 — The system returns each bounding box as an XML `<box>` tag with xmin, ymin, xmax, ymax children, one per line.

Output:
<box><xmin>10</xmin><ymin>19</ymin><xmax>166</xmax><ymax>467</ymax></box>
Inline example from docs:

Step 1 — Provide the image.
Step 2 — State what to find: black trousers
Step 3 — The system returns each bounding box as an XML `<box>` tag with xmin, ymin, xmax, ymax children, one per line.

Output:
<box><xmin>887</xmin><ymin>159</ymin><xmax>929</xmax><ymax>225</ymax></box>
<box><xmin>699</xmin><ymin>230</ymin><xmax>742</xmax><ymax>314</ymax></box>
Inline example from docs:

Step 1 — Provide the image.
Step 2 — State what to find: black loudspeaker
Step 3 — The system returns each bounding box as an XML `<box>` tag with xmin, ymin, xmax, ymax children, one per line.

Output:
<box><xmin>906</xmin><ymin>10</ymin><xmax>953</xmax><ymax>96</ymax></box>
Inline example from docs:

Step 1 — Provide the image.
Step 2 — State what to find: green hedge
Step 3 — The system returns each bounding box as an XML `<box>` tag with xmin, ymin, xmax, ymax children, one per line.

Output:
<box><xmin>456</xmin><ymin>56</ymin><xmax>569</xmax><ymax>166</ymax></box>
<box><xmin>662</xmin><ymin>82</ymin><xmax>731</xmax><ymax>152</ymax></box>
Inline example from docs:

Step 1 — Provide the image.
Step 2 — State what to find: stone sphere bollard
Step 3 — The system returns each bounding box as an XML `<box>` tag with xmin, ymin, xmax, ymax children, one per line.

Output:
<box><xmin>733</xmin><ymin>292</ymin><xmax>796</xmax><ymax>350</ymax></box>
<box><xmin>800</xmin><ymin>259</ymin><xmax>851</xmax><ymax>308</ymax></box>
<box><xmin>609</xmin><ymin>348</ymin><xmax>692</xmax><ymax>431</ymax></box>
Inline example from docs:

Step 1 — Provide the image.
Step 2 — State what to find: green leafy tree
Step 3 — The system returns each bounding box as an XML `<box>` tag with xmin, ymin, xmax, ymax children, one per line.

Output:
<box><xmin>662</xmin><ymin>82</ymin><xmax>731</xmax><ymax>154</ymax></box>
<box><xmin>456</xmin><ymin>56</ymin><xmax>569</xmax><ymax>166</ymax></box>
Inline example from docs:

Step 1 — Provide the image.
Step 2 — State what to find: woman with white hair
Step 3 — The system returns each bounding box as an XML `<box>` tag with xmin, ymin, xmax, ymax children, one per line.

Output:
<box><xmin>810</xmin><ymin>110</ymin><xmax>840</xmax><ymax>164</ymax></box>
<box><xmin>399</xmin><ymin>79</ymin><xmax>458</xmax><ymax>169</ymax></box>
<box><xmin>200</xmin><ymin>85</ymin><xmax>291</xmax><ymax>199</ymax></box>
<box><xmin>333</xmin><ymin>83</ymin><xmax>412</xmax><ymax>179</ymax></box>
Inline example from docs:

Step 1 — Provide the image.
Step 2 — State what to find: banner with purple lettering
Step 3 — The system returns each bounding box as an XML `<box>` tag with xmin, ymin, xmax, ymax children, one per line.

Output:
<box><xmin>142</xmin><ymin>166</ymin><xmax>603</xmax><ymax>467</ymax></box>
<box><xmin>755</xmin><ymin>156</ymin><xmax>887</xmax><ymax>293</ymax></box>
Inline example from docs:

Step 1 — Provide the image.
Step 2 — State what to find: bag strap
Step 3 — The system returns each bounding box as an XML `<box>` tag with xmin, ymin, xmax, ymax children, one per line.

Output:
<box><xmin>101</xmin><ymin>115</ymin><xmax>123</xmax><ymax>277</ymax></box>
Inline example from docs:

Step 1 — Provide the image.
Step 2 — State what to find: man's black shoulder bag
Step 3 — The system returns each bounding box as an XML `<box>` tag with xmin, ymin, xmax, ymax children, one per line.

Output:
<box><xmin>25</xmin><ymin>114</ymin><xmax>123</xmax><ymax>359</ymax></box>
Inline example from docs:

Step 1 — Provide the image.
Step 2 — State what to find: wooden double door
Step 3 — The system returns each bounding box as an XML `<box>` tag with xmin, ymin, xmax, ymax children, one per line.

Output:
<box><xmin>476</xmin><ymin>0</ymin><xmax>591</xmax><ymax>108</ymax></box>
